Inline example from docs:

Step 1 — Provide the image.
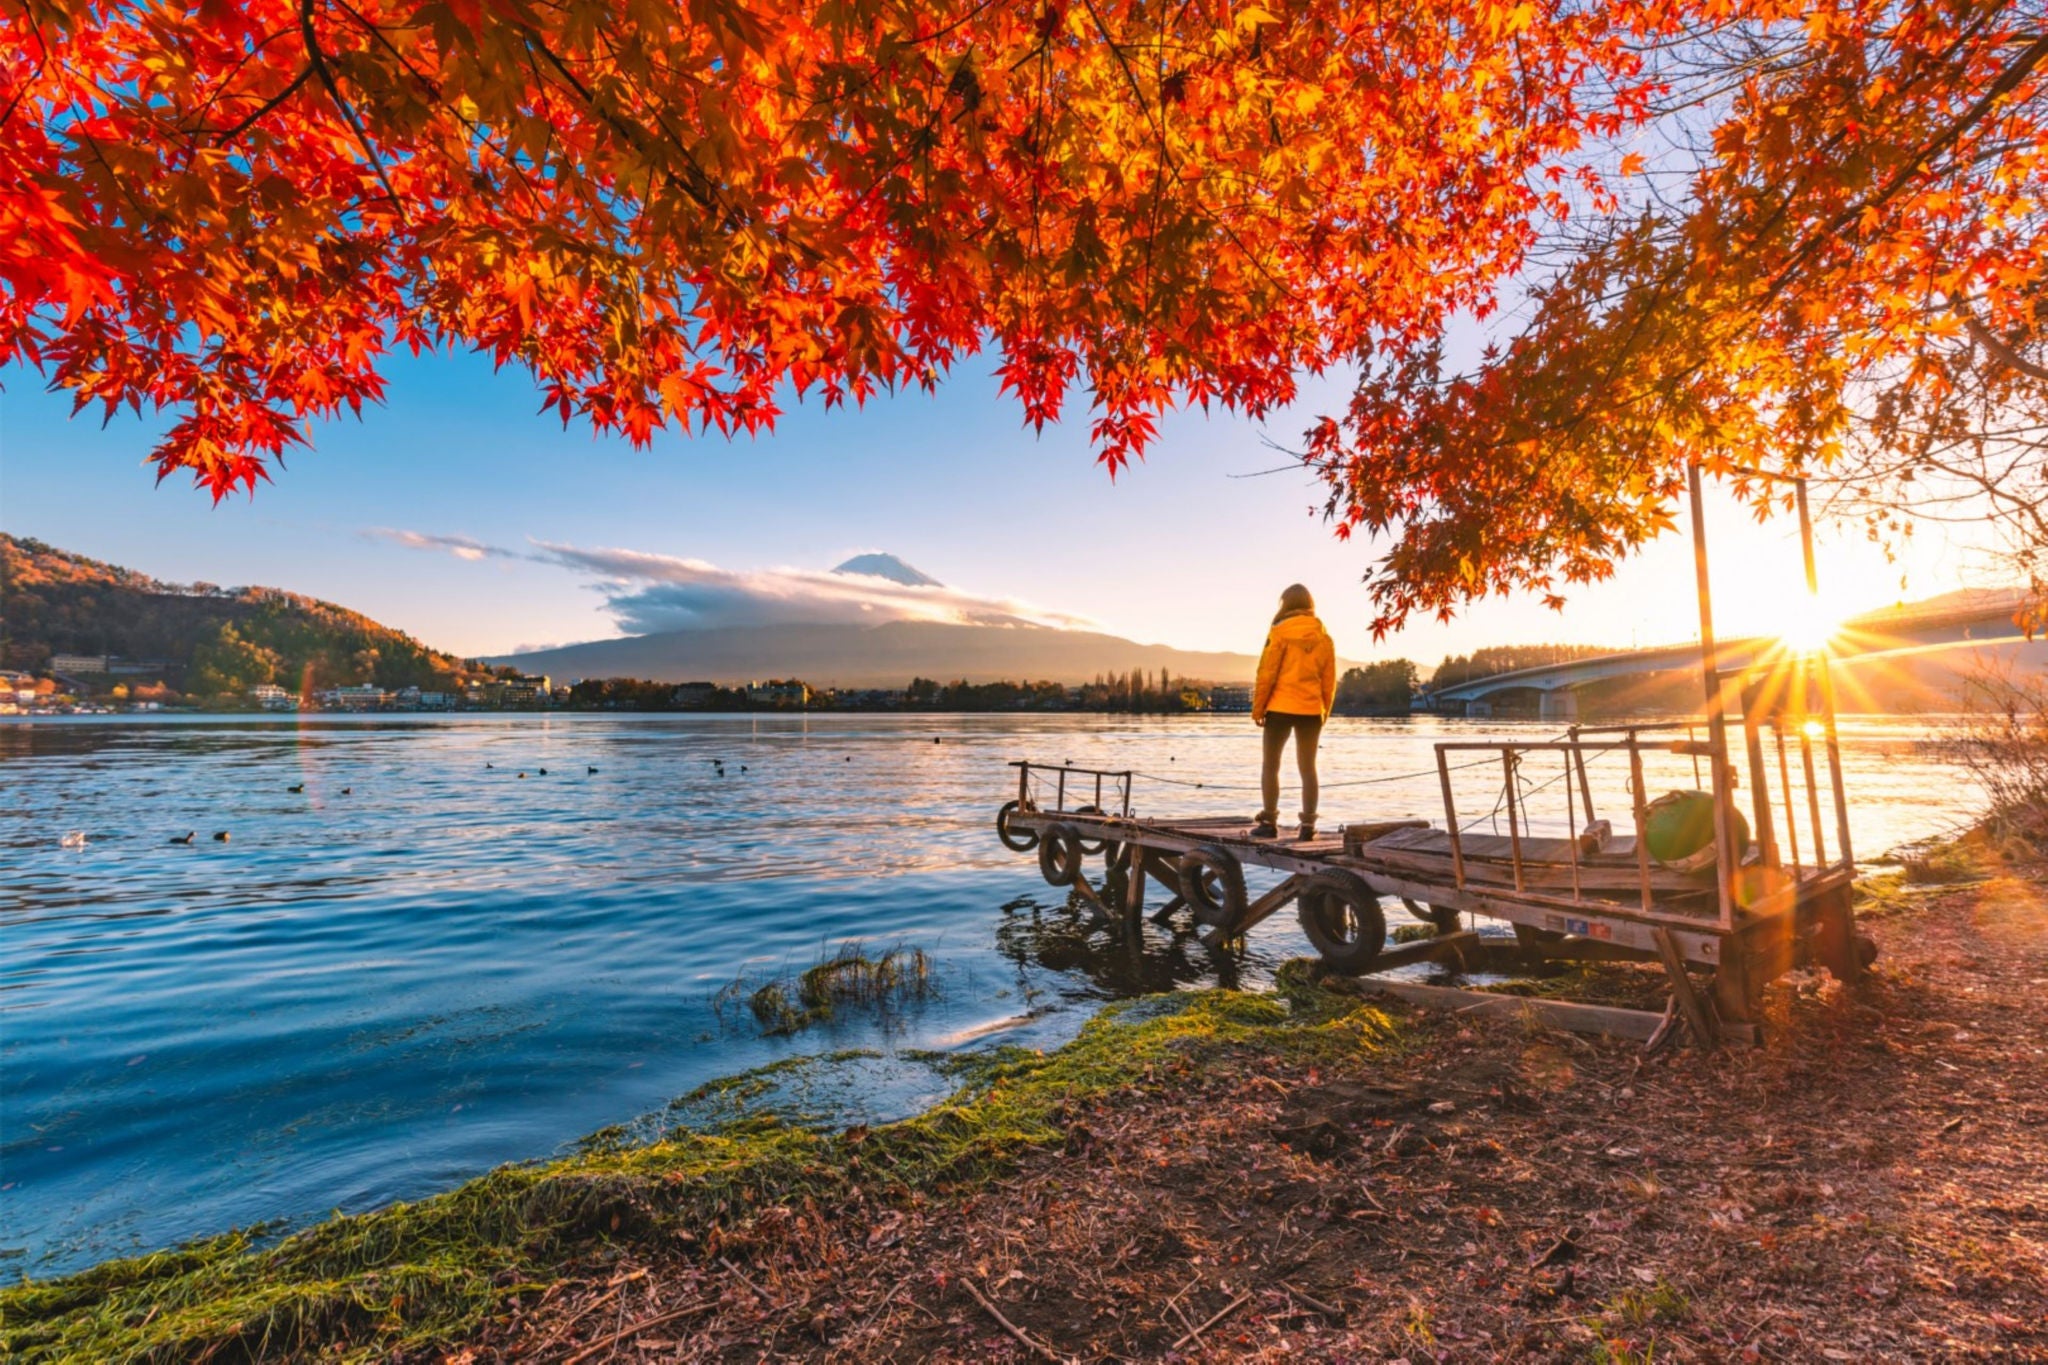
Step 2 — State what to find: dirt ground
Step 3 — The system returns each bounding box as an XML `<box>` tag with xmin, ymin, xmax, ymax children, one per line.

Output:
<box><xmin>446</xmin><ymin>850</ymin><xmax>2048</xmax><ymax>1363</ymax></box>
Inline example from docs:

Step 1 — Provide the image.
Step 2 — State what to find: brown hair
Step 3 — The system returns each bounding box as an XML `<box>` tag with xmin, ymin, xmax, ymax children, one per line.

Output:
<box><xmin>1273</xmin><ymin>583</ymin><xmax>1315</xmax><ymax>622</ymax></box>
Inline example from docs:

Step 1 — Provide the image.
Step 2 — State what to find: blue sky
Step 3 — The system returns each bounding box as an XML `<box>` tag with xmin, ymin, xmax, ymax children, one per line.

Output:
<box><xmin>0</xmin><ymin>348</ymin><xmax>1991</xmax><ymax>667</ymax></box>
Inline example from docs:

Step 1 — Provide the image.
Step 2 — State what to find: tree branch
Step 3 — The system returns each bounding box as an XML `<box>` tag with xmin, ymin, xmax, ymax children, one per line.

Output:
<box><xmin>1964</xmin><ymin>310</ymin><xmax>2048</xmax><ymax>384</ymax></box>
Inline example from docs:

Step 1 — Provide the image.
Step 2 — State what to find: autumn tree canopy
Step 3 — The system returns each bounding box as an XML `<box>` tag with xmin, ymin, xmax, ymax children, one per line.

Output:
<box><xmin>1304</xmin><ymin>0</ymin><xmax>2048</xmax><ymax>631</ymax></box>
<box><xmin>2</xmin><ymin>0</ymin><xmax>1654</xmax><ymax>497</ymax></box>
<box><xmin>8</xmin><ymin>1</ymin><xmax>2043</xmax><ymax>631</ymax></box>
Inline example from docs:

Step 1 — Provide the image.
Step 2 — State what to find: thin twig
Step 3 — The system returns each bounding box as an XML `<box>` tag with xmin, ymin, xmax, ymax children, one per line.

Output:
<box><xmin>1279</xmin><ymin>1281</ymin><xmax>1344</xmax><ymax>1317</ymax></box>
<box><xmin>719</xmin><ymin>1255</ymin><xmax>777</xmax><ymax>1307</ymax></box>
<box><xmin>850</xmin><ymin>1277</ymin><xmax>908</xmax><ymax>1339</ymax></box>
<box><xmin>560</xmin><ymin>1298</ymin><xmax>714</xmax><ymax>1364</ymax></box>
<box><xmin>962</xmin><ymin>1277</ymin><xmax>1063</xmax><ymax>1362</ymax></box>
<box><xmin>1170</xmin><ymin>1289</ymin><xmax>1253</xmax><ymax>1351</ymax></box>
<box><xmin>524</xmin><ymin>1285</ymin><xmax>620</xmax><ymax>1357</ymax></box>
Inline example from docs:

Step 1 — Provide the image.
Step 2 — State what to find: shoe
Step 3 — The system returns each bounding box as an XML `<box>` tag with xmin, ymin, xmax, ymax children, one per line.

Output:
<box><xmin>1298</xmin><ymin>825</ymin><xmax>1317</xmax><ymax>842</ymax></box>
<box><xmin>1249</xmin><ymin>820</ymin><xmax>1279</xmax><ymax>839</ymax></box>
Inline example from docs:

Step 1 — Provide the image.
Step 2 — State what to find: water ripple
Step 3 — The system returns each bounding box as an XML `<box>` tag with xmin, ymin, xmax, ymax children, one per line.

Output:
<box><xmin>0</xmin><ymin>712</ymin><xmax>1975</xmax><ymax>1273</ymax></box>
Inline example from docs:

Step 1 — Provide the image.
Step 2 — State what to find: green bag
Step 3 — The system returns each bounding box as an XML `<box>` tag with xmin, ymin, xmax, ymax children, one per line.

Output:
<box><xmin>1644</xmin><ymin>790</ymin><xmax>1750</xmax><ymax>873</ymax></box>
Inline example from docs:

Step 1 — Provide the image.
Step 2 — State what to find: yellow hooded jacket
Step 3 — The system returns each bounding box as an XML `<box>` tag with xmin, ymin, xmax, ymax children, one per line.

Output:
<box><xmin>1254</xmin><ymin>610</ymin><xmax>1336</xmax><ymax>721</ymax></box>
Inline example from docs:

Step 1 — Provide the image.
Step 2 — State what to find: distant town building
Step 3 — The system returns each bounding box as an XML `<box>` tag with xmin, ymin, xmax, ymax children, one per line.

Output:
<box><xmin>1206</xmin><ymin>685</ymin><xmax>1253</xmax><ymax>712</ymax></box>
<box><xmin>497</xmin><ymin>674</ymin><xmax>551</xmax><ymax>705</ymax></box>
<box><xmin>320</xmin><ymin>684</ymin><xmax>390</xmax><ymax>709</ymax></box>
<box><xmin>671</xmin><ymin>682</ymin><xmax>718</xmax><ymax>708</ymax></box>
<box><xmin>416</xmin><ymin>690</ymin><xmax>452</xmax><ymax>710</ymax></box>
<box><xmin>51</xmin><ymin>653</ymin><xmax>109</xmax><ymax>675</ymax></box>
<box><xmin>746</xmin><ymin>679</ymin><xmax>809</xmax><ymax>707</ymax></box>
<box><xmin>249</xmin><ymin>683</ymin><xmax>294</xmax><ymax>709</ymax></box>
<box><xmin>106</xmin><ymin>658</ymin><xmax>171</xmax><ymax>676</ymax></box>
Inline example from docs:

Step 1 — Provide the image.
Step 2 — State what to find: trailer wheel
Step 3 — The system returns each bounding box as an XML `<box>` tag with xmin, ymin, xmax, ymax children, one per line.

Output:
<box><xmin>1808</xmin><ymin>886</ymin><xmax>1875</xmax><ymax>983</ymax></box>
<box><xmin>1404</xmin><ymin>897</ymin><xmax>1460</xmax><ymax>934</ymax></box>
<box><xmin>1300</xmin><ymin>869</ymin><xmax>1387</xmax><ymax>973</ymax></box>
<box><xmin>1177</xmin><ymin>845</ymin><xmax>1248</xmax><ymax>929</ymax></box>
<box><xmin>1039</xmin><ymin>822</ymin><xmax>1085</xmax><ymax>887</ymax></box>
<box><xmin>996</xmin><ymin>801</ymin><xmax>1039</xmax><ymax>853</ymax></box>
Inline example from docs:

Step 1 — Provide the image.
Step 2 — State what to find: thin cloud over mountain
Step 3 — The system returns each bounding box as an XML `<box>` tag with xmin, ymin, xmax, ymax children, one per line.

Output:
<box><xmin>361</xmin><ymin>528</ymin><xmax>519</xmax><ymax>562</ymax></box>
<box><xmin>369</xmin><ymin>528</ymin><xmax>1093</xmax><ymax>635</ymax></box>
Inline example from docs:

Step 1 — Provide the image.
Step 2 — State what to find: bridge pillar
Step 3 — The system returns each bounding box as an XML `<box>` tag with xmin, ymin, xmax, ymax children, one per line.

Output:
<box><xmin>1539</xmin><ymin>688</ymin><xmax>1578</xmax><ymax>722</ymax></box>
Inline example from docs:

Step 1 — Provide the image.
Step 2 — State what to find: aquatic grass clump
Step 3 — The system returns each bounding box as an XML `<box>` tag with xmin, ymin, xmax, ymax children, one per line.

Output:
<box><xmin>747</xmin><ymin>981</ymin><xmax>808</xmax><ymax>1035</ymax></box>
<box><xmin>0</xmin><ymin>982</ymin><xmax>1396</xmax><ymax>1363</ymax></box>
<box><xmin>736</xmin><ymin>942</ymin><xmax>938</xmax><ymax>1037</ymax></box>
<box><xmin>798</xmin><ymin>943</ymin><xmax>933</xmax><ymax>1013</ymax></box>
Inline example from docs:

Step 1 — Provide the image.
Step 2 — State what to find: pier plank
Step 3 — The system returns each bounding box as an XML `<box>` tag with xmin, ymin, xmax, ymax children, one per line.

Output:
<box><xmin>1321</xmin><ymin>975</ymin><xmax>1762</xmax><ymax>1046</ymax></box>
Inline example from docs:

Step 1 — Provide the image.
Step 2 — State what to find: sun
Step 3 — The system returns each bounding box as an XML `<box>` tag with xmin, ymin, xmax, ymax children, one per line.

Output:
<box><xmin>1775</xmin><ymin>596</ymin><xmax>1847</xmax><ymax>653</ymax></box>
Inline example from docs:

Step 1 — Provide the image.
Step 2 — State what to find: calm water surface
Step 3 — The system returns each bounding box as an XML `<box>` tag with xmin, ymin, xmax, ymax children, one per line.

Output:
<box><xmin>0</xmin><ymin>713</ymin><xmax>1977</xmax><ymax>1274</ymax></box>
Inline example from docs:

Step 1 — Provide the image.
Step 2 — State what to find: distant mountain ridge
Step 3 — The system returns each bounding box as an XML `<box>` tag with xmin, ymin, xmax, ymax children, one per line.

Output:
<box><xmin>0</xmin><ymin>534</ymin><xmax>471</xmax><ymax>693</ymax></box>
<box><xmin>493</xmin><ymin>547</ymin><xmax>1304</xmax><ymax>685</ymax></box>
<box><xmin>2</xmin><ymin>534</ymin><xmax>1298</xmax><ymax>692</ymax></box>
<box><xmin>489</xmin><ymin>618</ymin><xmax>1284</xmax><ymax>688</ymax></box>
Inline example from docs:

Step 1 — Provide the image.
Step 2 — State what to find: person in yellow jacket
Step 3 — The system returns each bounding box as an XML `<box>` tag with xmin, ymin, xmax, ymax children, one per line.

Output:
<box><xmin>1251</xmin><ymin>583</ymin><xmax>1337</xmax><ymax>840</ymax></box>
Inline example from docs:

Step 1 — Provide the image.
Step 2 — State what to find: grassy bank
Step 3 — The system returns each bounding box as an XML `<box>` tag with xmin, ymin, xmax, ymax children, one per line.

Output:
<box><xmin>441</xmin><ymin>832</ymin><xmax>2048</xmax><ymax>1361</ymax></box>
<box><xmin>12</xmin><ymin>832</ymin><xmax>2047</xmax><ymax>1361</ymax></box>
<box><xmin>1</xmin><ymin>984</ymin><xmax>1397</xmax><ymax>1362</ymax></box>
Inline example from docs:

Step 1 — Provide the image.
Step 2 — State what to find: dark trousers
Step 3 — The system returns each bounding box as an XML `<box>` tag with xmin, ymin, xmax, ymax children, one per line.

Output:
<box><xmin>1259</xmin><ymin>712</ymin><xmax>1324</xmax><ymax>826</ymax></box>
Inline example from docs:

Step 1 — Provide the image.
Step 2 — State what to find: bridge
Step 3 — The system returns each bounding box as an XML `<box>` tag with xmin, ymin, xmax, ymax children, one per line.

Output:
<box><xmin>1418</xmin><ymin>589</ymin><xmax>2037</xmax><ymax>719</ymax></box>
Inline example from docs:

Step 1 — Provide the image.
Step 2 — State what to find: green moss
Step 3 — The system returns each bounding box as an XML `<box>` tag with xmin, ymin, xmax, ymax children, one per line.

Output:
<box><xmin>1474</xmin><ymin>961</ymin><xmax>1672</xmax><ymax>1011</ymax></box>
<box><xmin>1</xmin><ymin>984</ymin><xmax>1394</xmax><ymax>1363</ymax></box>
<box><xmin>1606</xmin><ymin>1278</ymin><xmax>1690</xmax><ymax>1328</ymax></box>
<box><xmin>666</xmin><ymin>1049</ymin><xmax>885</xmax><ymax>1115</ymax></box>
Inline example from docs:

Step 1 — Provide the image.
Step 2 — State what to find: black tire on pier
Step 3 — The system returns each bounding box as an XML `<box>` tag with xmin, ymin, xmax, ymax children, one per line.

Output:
<box><xmin>1404</xmin><ymin>897</ymin><xmax>1460</xmax><ymax>934</ymax></box>
<box><xmin>997</xmin><ymin>801</ymin><xmax>1040</xmax><ymax>853</ymax></box>
<box><xmin>1039</xmin><ymin>821</ymin><xmax>1085</xmax><ymax>887</ymax></box>
<box><xmin>1040</xmin><ymin>822</ymin><xmax>1089</xmax><ymax>888</ymax></box>
<box><xmin>1177</xmin><ymin>844</ymin><xmax>1248</xmax><ymax>930</ymax></box>
<box><xmin>1071</xmin><ymin>804</ymin><xmax>1122</xmax><ymax>870</ymax></box>
<box><xmin>1300</xmin><ymin>869</ymin><xmax>1387</xmax><ymax>973</ymax></box>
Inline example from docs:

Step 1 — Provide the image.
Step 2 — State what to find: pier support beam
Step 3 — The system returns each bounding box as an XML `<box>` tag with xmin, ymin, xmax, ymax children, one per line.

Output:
<box><xmin>1121</xmin><ymin>842</ymin><xmax>1147</xmax><ymax>936</ymax></box>
<box><xmin>1538</xmin><ymin>688</ymin><xmax>1579</xmax><ymax>722</ymax></box>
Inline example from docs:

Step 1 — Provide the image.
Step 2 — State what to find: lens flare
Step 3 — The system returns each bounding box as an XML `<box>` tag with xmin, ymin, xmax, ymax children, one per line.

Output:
<box><xmin>1777</xmin><ymin>598</ymin><xmax>1844</xmax><ymax>652</ymax></box>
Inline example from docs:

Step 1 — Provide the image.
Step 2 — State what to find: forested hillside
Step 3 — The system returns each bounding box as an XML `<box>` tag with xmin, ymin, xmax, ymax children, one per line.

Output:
<box><xmin>0</xmin><ymin>535</ymin><xmax>473</xmax><ymax>696</ymax></box>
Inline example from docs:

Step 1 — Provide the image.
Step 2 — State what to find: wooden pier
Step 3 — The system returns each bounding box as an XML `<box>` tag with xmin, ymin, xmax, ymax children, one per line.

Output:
<box><xmin>993</xmin><ymin>467</ymin><xmax>1876</xmax><ymax>1049</ymax></box>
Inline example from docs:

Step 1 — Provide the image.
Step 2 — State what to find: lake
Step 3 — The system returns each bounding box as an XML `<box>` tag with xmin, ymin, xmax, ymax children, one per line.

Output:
<box><xmin>0</xmin><ymin>712</ymin><xmax>1979</xmax><ymax>1275</ymax></box>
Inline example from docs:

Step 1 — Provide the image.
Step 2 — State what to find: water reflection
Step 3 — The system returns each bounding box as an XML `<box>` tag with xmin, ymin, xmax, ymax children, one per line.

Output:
<box><xmin>993</xmin><ymin>894</ymin><xmax>1252</xmax><ymax>995</ymax></box>
<box><xmin>0</xmin><ymin>712</ymin><xmax>1978</xmax><ymax>1276</ymax></box>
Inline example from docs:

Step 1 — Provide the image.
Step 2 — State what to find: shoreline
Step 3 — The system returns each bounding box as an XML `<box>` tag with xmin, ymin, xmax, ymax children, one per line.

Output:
<box><xmin>7</xmin><ymin>832</ymin><xmax>2046</xmax><ymax>1361</ymax></box>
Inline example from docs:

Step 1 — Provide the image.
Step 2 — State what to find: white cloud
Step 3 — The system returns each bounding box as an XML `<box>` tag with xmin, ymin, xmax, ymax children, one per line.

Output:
<box><xmin>529</xmin><ymin>541</ymin><xmax>1097</xmax><ymax>634</ymax></box>
<box><xmin>362</xmin><ymin>528</ymin><xmax>518</xmax><ymax>562</ymax></box>
<box><xmin>368</xmin><ymin>526</ymin><xmax>1094</xmax><ymax>634</ymax></box>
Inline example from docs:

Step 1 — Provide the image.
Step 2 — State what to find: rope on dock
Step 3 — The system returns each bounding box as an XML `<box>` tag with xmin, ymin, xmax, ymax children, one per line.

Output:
<box><xmin>1126</xmin><ymin>754</ymin><xmax>1502</xmax><ymax>792</ymax></box>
